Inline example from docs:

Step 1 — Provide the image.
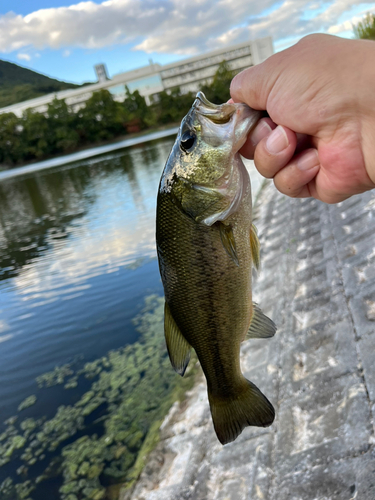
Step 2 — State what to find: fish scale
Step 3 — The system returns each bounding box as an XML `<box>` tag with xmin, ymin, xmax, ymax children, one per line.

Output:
<box><xmin>157</xmin><ymin>191</ymin><xmax>250</xmax><ymax>388</ymax></box>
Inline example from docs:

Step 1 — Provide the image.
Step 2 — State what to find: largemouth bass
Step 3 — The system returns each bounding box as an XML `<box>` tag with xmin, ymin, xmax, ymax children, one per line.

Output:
<box><xmin>156</xmin><ymin>92</ymin><xmax>276</xmax><ymax>444</ymax></box>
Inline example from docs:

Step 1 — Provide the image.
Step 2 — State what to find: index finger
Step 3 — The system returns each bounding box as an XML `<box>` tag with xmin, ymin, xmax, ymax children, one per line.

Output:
<box><xmin>230</xmin><ymin>52</ymin><xmax>285</xmax><ymax>110</ymax></box>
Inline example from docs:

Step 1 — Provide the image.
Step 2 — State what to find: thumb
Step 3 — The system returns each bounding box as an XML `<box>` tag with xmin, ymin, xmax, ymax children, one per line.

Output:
<box><xmin>230</xmin><ymin>53</ymin><xmax>282</xmax><ymax>110</ymax></box>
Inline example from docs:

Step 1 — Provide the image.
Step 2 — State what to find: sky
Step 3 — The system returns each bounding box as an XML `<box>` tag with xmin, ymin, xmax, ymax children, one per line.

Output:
<box><xmin>0</xmin><ymin>0</ymin><xmax>374</xmax><ymax>85</ymax></box>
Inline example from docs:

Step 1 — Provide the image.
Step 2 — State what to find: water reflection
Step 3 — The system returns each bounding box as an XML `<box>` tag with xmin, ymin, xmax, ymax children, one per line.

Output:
<box><xmin>0</xmin><ymin>139</ymin><xmax>179</xmax><ymax>499</ymax></box>
<box><xmin>0</xmin><ymin>139</ymin><xmax>173</xmax><ymax>418</ymax></box>
<box><xmin>0</xmin><ymin>140</ymin><xmax>172</xmax><ymax>285</ymax></box>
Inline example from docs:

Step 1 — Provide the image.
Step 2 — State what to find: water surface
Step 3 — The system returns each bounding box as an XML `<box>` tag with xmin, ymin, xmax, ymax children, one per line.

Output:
<box><xmin>0</xmin><ymin>138</ymin><xmax>262</xmax><ymax>499</ymax></box>
<box><xmin>0</xmin><ymin>140</ymin><xmax>176</xmax><ymax>418</ymax></box>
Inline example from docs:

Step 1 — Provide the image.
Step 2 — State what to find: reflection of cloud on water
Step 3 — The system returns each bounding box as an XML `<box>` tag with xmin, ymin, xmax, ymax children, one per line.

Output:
<box><xmin>0</xmin><ymin>334</ymin><xmax>13</xmax><ymax>343</ymax></box>
<box><xmin>0</xmin><ymin>320</ymin><xmax>12</xmax><ymax>343</ymax></box>
<box><xmin>0</xmin><ymin>319</ymin><xmax>10</xmax><ymax>333</ymax></box>
<box><xmin>14</xmin><ymin>205</ymin><xmax>156</xmax><ymax>303</ymax></box>
<box><xmin>11</xmin><ymin>143</ymin><xmax>164</xmax><ymax>304</ymax></box>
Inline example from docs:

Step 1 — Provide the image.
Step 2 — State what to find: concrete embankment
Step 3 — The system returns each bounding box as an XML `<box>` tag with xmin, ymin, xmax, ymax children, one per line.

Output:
<box><xmin>122</xmin><ymin>181</ymin><xmax>375</xmax><ymax>500</ymax></box>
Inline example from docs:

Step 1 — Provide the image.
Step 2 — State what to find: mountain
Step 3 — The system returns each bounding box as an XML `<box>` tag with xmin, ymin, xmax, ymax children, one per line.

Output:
<box><xmin>0</xmin><ymin>59</ymin><xmax>87</xmax><ymax>109</ymax></box>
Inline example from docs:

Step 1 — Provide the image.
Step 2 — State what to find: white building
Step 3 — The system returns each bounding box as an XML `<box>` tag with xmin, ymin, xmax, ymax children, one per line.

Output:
<box><xmin>159</xmin><ymin>37</ymin><xmax>273</xmax><ymax>96</ymax></box>
<box><xmin>0</xmin><ymin>37</ymin><xmax>273</xmax><ymax>117</ymax></box>
<box><xmin>0</xmin><ymin>62</ymin><xmax>164</xmax><ymax>117</ymax></box>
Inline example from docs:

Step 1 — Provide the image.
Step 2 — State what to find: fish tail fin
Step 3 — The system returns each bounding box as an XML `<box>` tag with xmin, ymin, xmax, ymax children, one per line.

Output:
<box><xmin>208</xmin><ymin>379</ymin><xmax>274</xmax><ymax>445</ymax></box>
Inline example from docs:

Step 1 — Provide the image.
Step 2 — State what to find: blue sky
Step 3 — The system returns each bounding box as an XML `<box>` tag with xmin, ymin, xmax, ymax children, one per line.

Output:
<box><xmin>0</xmin><ymin>0</ymin><xmax>374</xmax><ymax>84</ymax></box>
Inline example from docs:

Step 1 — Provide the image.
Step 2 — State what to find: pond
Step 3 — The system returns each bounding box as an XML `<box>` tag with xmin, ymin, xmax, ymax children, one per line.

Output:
<box><xmin>0</xmin><ymin>138</ymin><xmax>262</xmax><ymax>500</ymax></box>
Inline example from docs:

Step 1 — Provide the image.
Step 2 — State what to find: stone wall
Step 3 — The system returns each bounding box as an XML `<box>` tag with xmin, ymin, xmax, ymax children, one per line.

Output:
<box><xmin>121</xmin><ymin>182</ymin><xmax>375</xmax><ymax>500</ymax></box>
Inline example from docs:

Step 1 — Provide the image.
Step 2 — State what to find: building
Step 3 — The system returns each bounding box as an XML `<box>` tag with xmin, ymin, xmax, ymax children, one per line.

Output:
<box><xmin>0</xmin><ymin>37</ymin><xmax>273</xmax><ymax>117</ymax></box>
<box><xmin>94</xmin><ymin>63</ymin><xmax>109</xmax><ymax>83</ymax></box>
<box><xmin>159</xmin><ymin>37</ymin><xmax>273</xmax><ymax>96</ymax></box>
<box><xmin>0</xmin><ymin>62</ymin><xmax>164</xmax><ymax>117</ymax></box>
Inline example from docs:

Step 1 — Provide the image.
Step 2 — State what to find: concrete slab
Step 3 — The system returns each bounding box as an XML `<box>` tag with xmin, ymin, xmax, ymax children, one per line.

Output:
<box><xmin>121</xmin><ymin>182</ymin><xmax>375</xmax><ymax>500</ymax></box>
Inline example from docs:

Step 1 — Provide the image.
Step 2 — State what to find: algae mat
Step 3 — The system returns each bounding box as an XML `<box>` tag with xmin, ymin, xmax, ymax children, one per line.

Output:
<box><xmin>0</xmin><ymin>295</ymin><xmax>197</xmax><ymax>500</ymax></box>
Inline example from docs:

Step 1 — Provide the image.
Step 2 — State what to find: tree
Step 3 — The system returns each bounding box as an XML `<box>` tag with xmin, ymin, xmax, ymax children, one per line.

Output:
<box><xmin>122</xmin><ymin>87</ymin><xmax>149</xmax><ymax>129</ymax></box>
<box><xmin>21</xmin><ymin>109</ymin><xmax>52</xmax><ymax>160</ymax></box>
<box><xmin>151</xmin><ymin>88</ymin><xmax>194</xmax><ymax>125</ymax></box>
<box><xmin>200</xmin><ymin>61</ymin><xmax>235</xmax><ymax>104</ymax></box>
<box><xmin>0</xmin><ymin>113</ymin><xmax>24</xmax><ymax>165</ymax></box>
<box><xmin>46</xmin><ymin>98</ymin><xmax>80</xmax><ymax>153</ymax></box>
<box><xmin>353</xmin><ymin>13</ymin><xmax>375</xmax><ymax>40</ymax></box>
<box><xmin>78</xmin><ymin>89</ymin><xmax>124</xmax><ymax>143</ymax></box>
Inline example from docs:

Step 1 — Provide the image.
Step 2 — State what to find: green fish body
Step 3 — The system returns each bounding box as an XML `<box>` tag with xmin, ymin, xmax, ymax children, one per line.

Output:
<box><xmin>156</xmin><ymin>92</ymin><xmax>276</xmax><ymax>444</ymax></box>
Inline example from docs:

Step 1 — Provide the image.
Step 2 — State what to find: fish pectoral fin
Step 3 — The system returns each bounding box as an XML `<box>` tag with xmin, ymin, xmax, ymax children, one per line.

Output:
<box><xmin>164</xmin><ymin>302</ymin><xmax>191</xmax><ymax>376</ymax></box>
<box><xmin>246</xmin><ymin>303</ymin><xmax>277</xmax><ymax>339</ymax></box>
<box><xmin>208</xmin><ymin>379</ymin><xmax>275</xmax><ymax>444</ymax></box>
<box><xmin>250</xmin><ymin>223</ymin><xmax>260</xmax><ymax>271</ymax></box>
<box><xmin>173</xmin><ymin>179</ymin><xmax>228</xmax><ymax>225</ymax></box>
<box><xmin>218</xmin><ymin>222</ymin><xmax>239</xmax><ymax>266</ymax></box>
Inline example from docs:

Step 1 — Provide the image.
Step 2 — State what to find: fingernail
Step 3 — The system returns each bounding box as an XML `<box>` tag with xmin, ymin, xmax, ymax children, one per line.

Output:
<box><xmin>297</xmin><ymin>149</ymin><xmax>320</xmax><ymax>170</ymax></box>
<box><xmin>266</xmin><ymin>125</ymin><xmax>289</xmax><ymax>155</ymax></box>
<box><xmin>251</xmin><ymin>121</ymin><xmax>272</xmax><ymax>146</ymax></box>
<box><xmin>266</xmin><ymin>126</ymin><xmax>289</xmax><ymax>154</ymax></box>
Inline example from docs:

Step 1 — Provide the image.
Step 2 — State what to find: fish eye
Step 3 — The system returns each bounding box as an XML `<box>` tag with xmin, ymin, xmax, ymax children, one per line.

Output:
<box><xmin>180</xmin><ymin>131</ymin><xmax>196</xmax><ymax>153</ymax></box>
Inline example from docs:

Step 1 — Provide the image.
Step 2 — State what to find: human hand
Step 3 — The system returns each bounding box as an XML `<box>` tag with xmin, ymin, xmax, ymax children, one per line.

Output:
<box><xmin>230</xmin><ymin>34</ymin><xmax>375</xmax><ymax>203</ymax></box>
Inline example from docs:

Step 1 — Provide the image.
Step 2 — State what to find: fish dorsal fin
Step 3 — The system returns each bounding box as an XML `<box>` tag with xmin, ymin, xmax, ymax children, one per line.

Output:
<box><xmin>218</xmin><ymin>222</ymin><xmax>239</xmax><ymax>266</ymax></box>
<box><xmin>250</xmin><ymin>223</ymin><xmax>260</xmax><ymax>271</ymax></box>
<box><xmin>164</xmin><ymin>302</ymin><xmax>191</xmax><ymax>376</ymax></box>
<box><xmin>246</xmin><ymin>303</ymin><xmax>277</xmax><ymax>339</ymax></box>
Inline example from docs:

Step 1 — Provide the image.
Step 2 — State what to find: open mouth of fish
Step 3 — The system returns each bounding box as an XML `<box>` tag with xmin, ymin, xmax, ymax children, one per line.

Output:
<box><xmin>193</xmin><ymin>91</ymin><xmax>238</xmax><ymax>124</ymax></box>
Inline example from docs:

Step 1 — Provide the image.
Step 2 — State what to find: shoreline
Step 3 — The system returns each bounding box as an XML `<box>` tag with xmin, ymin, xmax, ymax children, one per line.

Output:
<box><xmin>0</xmin><ymin>125</ymin><xmax>179</xmax><ymax>182</ymax></box>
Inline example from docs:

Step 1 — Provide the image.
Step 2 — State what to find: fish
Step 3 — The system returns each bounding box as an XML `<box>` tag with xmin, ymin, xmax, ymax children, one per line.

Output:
<box><xmin>156</xmin><ymin>91</ymin><xmax>276</xmax><ymax>445</ymax></box>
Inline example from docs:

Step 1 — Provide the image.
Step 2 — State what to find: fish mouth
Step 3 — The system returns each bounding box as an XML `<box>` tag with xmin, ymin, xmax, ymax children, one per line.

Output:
<box><xmin>193</xmin><ymin>92</ymin><xmax>236</xmax><ymax>124</ymax></box>
<box><xmin>180</xmin><ymin>91</ymin><xmax>261</xmax><ymax>151</ymax></box>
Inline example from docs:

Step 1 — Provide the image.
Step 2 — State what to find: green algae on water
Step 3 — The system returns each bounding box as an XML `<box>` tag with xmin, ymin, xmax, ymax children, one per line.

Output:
<box><xmin>36</xmin><ymin>358</ymin><xmax>84</xmax><ymax>388</ymax></box>
<box><xmin>0</xmin><ymin>295</ymin><xmax>199</xmax><ymax>500</ymax></box>
<box><xmin>18</xmin><ymin>396</ymin><xmax>37</xmax><ymax>412</ymax></box>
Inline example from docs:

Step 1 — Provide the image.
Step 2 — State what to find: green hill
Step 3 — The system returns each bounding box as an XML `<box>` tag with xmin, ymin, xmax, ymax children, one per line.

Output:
<box><xmin>0</xmin><ymin>59</ymin><xmax>85</xmax><ymax>109</ymax></box>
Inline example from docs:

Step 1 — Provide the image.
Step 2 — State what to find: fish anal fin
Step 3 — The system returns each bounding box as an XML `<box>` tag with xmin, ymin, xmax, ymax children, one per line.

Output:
<box><xmin>164</xmin><ymin>302</ymin><xmax>191</xmax><ymax>376</ymax></box>
<box><xmin>250</xmin><ymin>223</ymin><xmax>260</xmax><ymax>270</ymax></box>
<box><xmin>246</xmin><ymin>303</ymin><xmax>277</xmax><ymax>339</ymax></box>
<box><xmin>208</xmin><ymin>378</ymin><xmax>275</xmax><ymax>445</ymax></box>
<box><xmin>218</xmin><ymin>222</ymin><xmax>239</xmax><ymax>266</ymax></box>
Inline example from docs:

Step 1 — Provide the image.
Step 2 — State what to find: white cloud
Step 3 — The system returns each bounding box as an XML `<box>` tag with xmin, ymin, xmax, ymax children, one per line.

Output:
<box><xmin>0</xmin><ymin>0</ymin><xmax>374</xmax><ymax>57</ymax></box>
<box><xmin>203</xmin><ymin>1</ymin><xmax>375</xmax><ymax>53</ymax></box>
<box><xmin>0</xmin><ymin>0</ymin><xmax>171</xmax><ymax>53</ymax></box>
<box><xmin>328</xmin><ymin>7</ymin><xmax>375</xmax><ymax>34</ymax></box>
<box><xmin>17</xmin><ymin>52</ymin><xmax>31</xmax><ymax>61</ymax></box>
